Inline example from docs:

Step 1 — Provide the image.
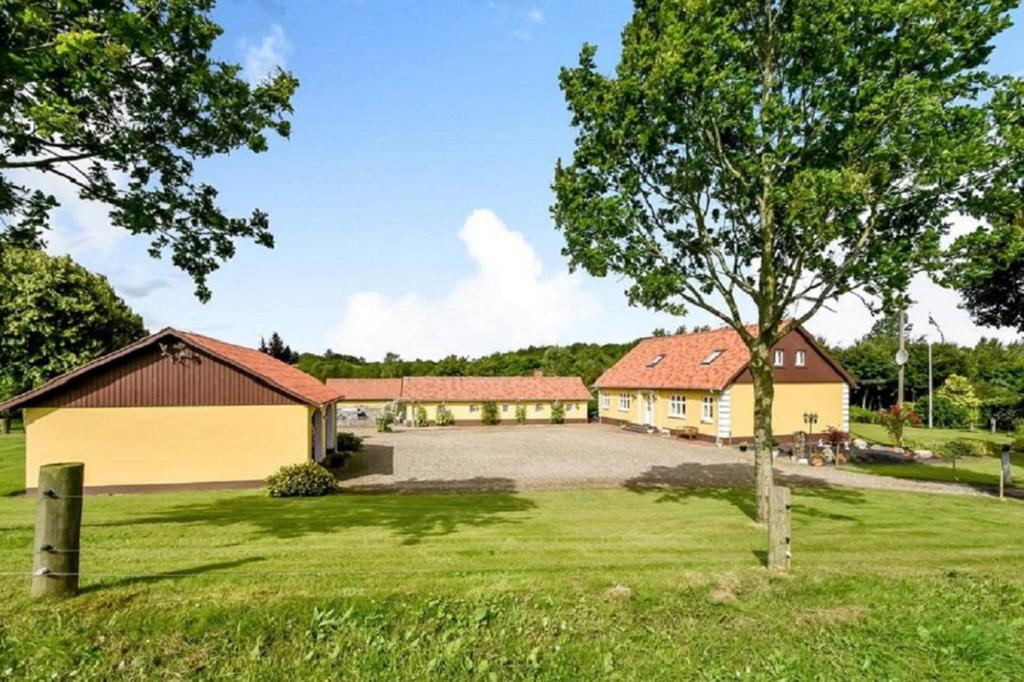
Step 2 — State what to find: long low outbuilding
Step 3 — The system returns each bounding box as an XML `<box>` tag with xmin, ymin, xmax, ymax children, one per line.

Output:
<box><xmin>0</xmin><ymin>328</ymin><xmax>343</xmax><ymax>493</ymax></box>
<box><xmin>329</xmin><ymin>373</ymin><xmax>592</xmax><ymax>425</ymax></box>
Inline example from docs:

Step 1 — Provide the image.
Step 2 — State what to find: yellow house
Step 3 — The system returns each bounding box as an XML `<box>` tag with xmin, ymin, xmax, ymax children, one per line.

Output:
<box><xmin>327</xmin><ymin>378</ymin><xmax>402</xmax><ymax>416</ymax></box>
<box><xmin>595</xmin><ymin>325</ymin><xmax>854</xmax><ymax>444</ymax></box>
<box><xmin>0</xmin><ymin>328</ymin><xmax>344</xmax><ymax>493</ymax></box>
<box><xmin>326</xmin><ymin>374</ymin><xmax>591</xmax><ymax>425</ymax></box>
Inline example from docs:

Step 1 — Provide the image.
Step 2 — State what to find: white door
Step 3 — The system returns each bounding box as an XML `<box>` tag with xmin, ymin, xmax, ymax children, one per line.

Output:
<box><xmin>311</xmin><ymin>409</ymin><xmax>325</xmax><ymax>463</ymax></box>
<box><xmin>645</xmin><ymin>392</ymin><xmax>654</xmax><ymax>427</ymax></box>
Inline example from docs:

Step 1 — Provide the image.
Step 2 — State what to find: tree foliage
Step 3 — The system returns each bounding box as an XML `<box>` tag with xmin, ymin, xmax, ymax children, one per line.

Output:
<box><xmin>259</xmin><ymin>332</ymin><xmax>299</xmax><ymax>364</ymax></box>
<box><xmin>943</xmin><ymin>220</ymin><xmax>1024</xmax><ymax>333</ymax></box>
<box><xmin>0</xmin><ymin>0</ymin><xmax>298</xmax><ymax>300</ymax></box>
<box><xmin>551</xmin><ymin>0</ymin><xmax>1023</xmax><ymax>519</ymax></box>
<box><xmin>0</xmin><ymin>248</ymin><xmax>147</xmax><ymax>401</ymax></box>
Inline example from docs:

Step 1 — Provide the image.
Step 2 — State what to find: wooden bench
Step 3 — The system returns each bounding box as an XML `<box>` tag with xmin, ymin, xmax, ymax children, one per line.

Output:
<box><xmin>678</xmin><ymin>426</ymin><xmax>699</xmax><ymax>440</ymax></box>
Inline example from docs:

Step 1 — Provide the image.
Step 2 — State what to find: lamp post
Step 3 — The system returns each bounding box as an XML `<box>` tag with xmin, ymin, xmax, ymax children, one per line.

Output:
<box><xmin>803</xmin><ymin>411</ymin><xmax>818</xmax><ymax>454</ymax></box>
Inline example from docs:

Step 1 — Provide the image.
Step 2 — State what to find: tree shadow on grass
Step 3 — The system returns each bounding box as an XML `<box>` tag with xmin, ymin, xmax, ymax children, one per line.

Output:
<box><xmin>79</xmin><ymin>557</ymin><xmax>267</xmax><ymax>593</ymax></box>
<box><xmin>623</xmin><ymin>462</ymin><xmax>866</xmax><ymax>522</ymax></box>
<box><xmin>93</xmin><ymin>478</ymin><xmax>536</xmax><ymax>545</ymax></box>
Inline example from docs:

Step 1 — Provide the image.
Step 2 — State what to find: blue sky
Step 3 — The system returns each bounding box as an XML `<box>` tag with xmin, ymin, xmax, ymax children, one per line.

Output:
<box><xmin>44</xmin><ymin>1</ymin><xmax>1024</xmax><ymax>358</ymax></box>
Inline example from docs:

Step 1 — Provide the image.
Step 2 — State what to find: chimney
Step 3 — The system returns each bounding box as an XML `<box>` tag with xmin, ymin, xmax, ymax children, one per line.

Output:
<box><xmin>533</xmin><ymin>369</ymin><xmax>543</xmax><ymax>377</ymax></box>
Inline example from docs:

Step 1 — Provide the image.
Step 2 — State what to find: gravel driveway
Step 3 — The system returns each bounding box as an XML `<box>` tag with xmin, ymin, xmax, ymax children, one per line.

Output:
<box><xmin>338</xmin><ymin>423</ymin><xmax>994</xmax><ymax>497</ymax></box>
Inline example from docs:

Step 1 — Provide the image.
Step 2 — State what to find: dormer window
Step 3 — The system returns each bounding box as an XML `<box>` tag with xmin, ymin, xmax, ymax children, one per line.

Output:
<box><xmin>773</xmin><ymin>350</ymin><xmax>785</xmax><ymax>367</ymax></box>
<box><xmin>646</xmin><ymin>354</ymin><xmax>665</xmax><ymax>368</ymax></box>
<box><xmin>701</xmin><ymin>350</ymin><xmax>725</xmax><ymax>365</ymax></box>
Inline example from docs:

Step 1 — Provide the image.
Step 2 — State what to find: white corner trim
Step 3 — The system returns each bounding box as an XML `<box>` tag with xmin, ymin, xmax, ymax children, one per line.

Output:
<box><xmin>717</xmin><ymin>388</ymin><xmax>731</xmax><ymax>444</ymax></box>
<box><xmin>841</xmin><ymin>382</ymin><xmax>850</xmax><ymax>433</ymax></box>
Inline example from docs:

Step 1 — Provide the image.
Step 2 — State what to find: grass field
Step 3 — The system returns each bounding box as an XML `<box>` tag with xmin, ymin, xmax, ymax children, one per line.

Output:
<box><xmin>850</xmin><ymin>422</ymin><xmax>1014</xmax><ymax>449</ymax></box>
<box><xmin>2</xmin><ymin>433</ymin><xmax>1024</xmax><ymax>679</ymax></box>
<box><xmin>847</xmin><ymin>424</ymin><xmax>1023</xmax><ymax>488</ymax></box>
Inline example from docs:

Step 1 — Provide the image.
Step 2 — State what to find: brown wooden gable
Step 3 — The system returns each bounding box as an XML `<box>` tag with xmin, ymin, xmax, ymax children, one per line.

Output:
<box><xmin>29</xmin><ymin>343</ymin><xmax>297</xmax><ymax>408</ymax></box>
<box><xmin>732</xmin><ymin>328</ymin><xmax>849</xmax><ymax>385</ymax></box>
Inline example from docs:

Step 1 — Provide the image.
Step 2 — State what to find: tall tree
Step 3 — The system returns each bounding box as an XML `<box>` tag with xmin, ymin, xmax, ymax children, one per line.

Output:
<box><xmin>552</xmin><ymin>0</ymin><xmax>1023</xmax><ymax>520</ymax></box>
<box><xmin>258</xmin><ymin>332</ymin><xmax>298</xmax><ymax>364</ymax></box>
<box><xmin>0</xmin><ymin>0</ymin><xmax>298</xmax><ymax>300</ymax></box>
<box><xmin>0</xmin><ymin>248</ymin><xmax>147</xmax><ymax>401</ymax></box>
<box><xmin>943</xmin><ymin>219</ymin><xmax>1024</xmax><ymax>333</ymax></box>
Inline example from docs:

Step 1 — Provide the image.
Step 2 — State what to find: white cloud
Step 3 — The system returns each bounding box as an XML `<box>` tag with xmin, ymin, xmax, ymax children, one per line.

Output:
<box><xmin>527</xmin><ymin>7</ymin><xmax>544</xmax><ymax>23</ymax></box>
<box><xmin>327</xmin><ymin>209</ymin><xmax>601</xmax><ymax>359</ymax></box>
<box><xmin>241</xmin><ymin>25</ymin><xmax>290</xmax><ymax>86</ymax></box>
<box><xmin>802</xmin><ymin>214</ymin><xmax>1022</xmax><ymax>346</ymax></box>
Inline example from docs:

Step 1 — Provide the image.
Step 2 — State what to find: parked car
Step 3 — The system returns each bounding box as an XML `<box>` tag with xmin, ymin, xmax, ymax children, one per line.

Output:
<box><xmin>338</xmin><ymin>407</ymin><xmax>368</xmax><ymax>421</ymax></box>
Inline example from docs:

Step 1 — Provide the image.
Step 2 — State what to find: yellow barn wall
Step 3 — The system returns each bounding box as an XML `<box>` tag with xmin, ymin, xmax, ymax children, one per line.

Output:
<box><xmin>728</xmin><ymin>383</ymin><xmax>844</xmax><ymax>439</ymax></box>
<box><xmin>24</xmin><ymin>405</ymin><xmax>312</xmax><ymax>489</ymax></box>
<box><xmin>406</xmin><ymin>401</ymin><xmax>585</xmax><ymax>423</ymax></box>
<box><xmin>598</xmin><ymin>390</ymin><xmax>641</xmax><ymax>425</ymax></box>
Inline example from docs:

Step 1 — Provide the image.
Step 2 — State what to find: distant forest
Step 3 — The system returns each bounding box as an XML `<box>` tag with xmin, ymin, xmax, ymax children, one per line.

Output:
<box><xmin>280</xmin><ymin>319</ymin><xmax>1024</xmax><ymax>425</ymax></box>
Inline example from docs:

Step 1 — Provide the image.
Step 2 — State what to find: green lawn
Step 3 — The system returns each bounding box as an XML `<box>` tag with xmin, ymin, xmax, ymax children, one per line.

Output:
<box><xmin>850</xmin><ymin>422</ymin><xmax>1013</xmax><ymax>449</ymax></box>
<box><xmin>0</xmin><ymin>432</ymin><xmax>24</xmax><ymax>496</ymax></box>
<box><xmin>2</xmin><ymin>437</ymin><xmax>1024</xmax><ymax>679</ymax></box>
<box><xmin>847</xmin><ymin>424</ymin><xmax>1022</xmax><ymax>489</ymax></box>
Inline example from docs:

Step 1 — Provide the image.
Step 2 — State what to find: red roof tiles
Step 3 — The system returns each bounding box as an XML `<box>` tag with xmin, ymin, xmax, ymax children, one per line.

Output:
<box><xmin>325</xmin><ymin>378</ymin><xmax>403</xmax><ymax>401</ymax></box>
<box><xmin>595</xmin><ymin>326</ymin><xmax>755</xmax><ymax>391</ymax></box>
<box><xmin>177</xmin><ymin>331</ymin><xmax>343</xmax><ymax>405</ymax></box>
<box><xmin>400</xmin><ymin>376</ymin><xmax>592</xmax><ymax>402</ymax></box>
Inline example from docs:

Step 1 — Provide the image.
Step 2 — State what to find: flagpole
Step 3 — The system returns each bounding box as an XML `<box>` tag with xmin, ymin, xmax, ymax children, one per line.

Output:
<box><xmin>928</xmin><ymin>339</ymin><xmax>933</xmax><ymax>429</ymax></box>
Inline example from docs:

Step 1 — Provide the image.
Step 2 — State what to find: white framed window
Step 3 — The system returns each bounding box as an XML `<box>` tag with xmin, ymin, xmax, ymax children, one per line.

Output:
<box><xmin>619</xmin><ymin>394</ymin><xmax>632</xmax><ymax>411</ymax></box>
<box><xmin>702</xmin><ymin>396</ymin><xmax>714</xmax><ymax>423</ymax></box>
<box><xmin>773</xmin><ymin>350</ymin><xmax>785</xmax><ymax>367</ymax></box>
<box><xmin>469</xmin><ymin>404</ymin><xmax>480</xmax><ymax>413</ymax></box>
<box><xmin>601</xmin><ymin>394</ymin><xmax>610</xmax><ymax>410</ymax></box>
<box><xmin>669</xmin><ymin>395</ymin><xmax>686</xmax><ymax>419</ymax></box>
<box><xmin>566</xmin><ymin>403</ymin><xmax>575</xmax><ymax>412</ymax></box>
<box><xmin>502</xmin><ymin>404</ymin><xmax>510</xmax><ymax>413</ymax></box>
<box><xmin>535</xmin><ymin>403</ymin><xmax>544</xmax><ymax>412</ymax></box>
<box><xmin>795</xmin><ymin>350</ymin><xmax>807</xmax><ymax>367</ymax></box>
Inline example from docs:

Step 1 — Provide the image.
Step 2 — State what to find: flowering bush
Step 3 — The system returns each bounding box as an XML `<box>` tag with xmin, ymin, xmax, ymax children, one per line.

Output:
<box><xmin>375</xmin><ymin>407</ymin><xmax>395</xmax><ymax>433</ymax></box>
<box><xmin>876</xmin><ymin>404</ymin><xmax>921</xmax><ymax>449</ymax></box>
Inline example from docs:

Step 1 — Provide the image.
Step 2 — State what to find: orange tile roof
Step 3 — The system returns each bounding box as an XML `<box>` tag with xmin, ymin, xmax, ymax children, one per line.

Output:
<box><xmin>400</xmin><ymin>376</ymin><xmax>592</xmax><ymax>402</ymax></box>
<box><xmin>177</xmin><ymin>331</ymin><xmax>343</xmax><ymax>405</ymax></box>
<box><xmin>595</xmin><ymin>325</ymin><xmax>759</xmax><ymax>391</ymax></box>
<box><xmin>325</xmin><ymin>378</ymin><xmax>403</xmax><ymax>400</ymax></box>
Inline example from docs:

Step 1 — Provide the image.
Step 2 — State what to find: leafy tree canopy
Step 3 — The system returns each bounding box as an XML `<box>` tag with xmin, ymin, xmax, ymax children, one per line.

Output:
<box><xmin>0</xmin><ymin>248</ymin><xmax>147</xmax><ymax>401</ymax></box>
<box><xmin>943</xmin><ymin>219</ymin><xmax>1024</xmax><ymax>332</ymax></box>
<box><xmin>0</xmin><ymin>0</ymin><xmax>298</xmax><ymax>300</ymax></box>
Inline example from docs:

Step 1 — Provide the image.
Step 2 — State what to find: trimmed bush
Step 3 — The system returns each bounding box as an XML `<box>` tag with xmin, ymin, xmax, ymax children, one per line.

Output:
<box><xmin>515</xmin><ymin>404</ymin><xmax>527</xmax><ymax>425</ymax></box>
<box><xmin>481</xmin><ymin>401</ymin><xmax>499</xmax><ymax>425</ymax></box>
<box><xmin>414</xmin><ymin>405</ymin><xmax>429</xmax><ymax>427</ymax></box>
<box><xmin>436</xmin><ymin>404</ymin><xmax>454</xmax><ymax>426</ymax></box>
<box><xmin>849</xmin><ymin>405</ymin><xmax>876</xmax><ymax>424</ymax></box>
<box><xmin>336</xmin><ymin>432</ymin><xmax>363</xmax><ymax>453</ymax></box>
<box><xmin>550</xmin><ymin>400</ymin><xmax>565</xmax><ymax>424</ymax></box>
<box><xmin>375</xmin><ymin>408</ymin><xmax>395</xmax><ymax>433</ymax></box>
<box><xmin>265</xmin><ymin>462</ymin><xmax>336</xmax><ymax>497</ymax></box>
<box><xmin>937</xmin><ymin>438</ymin><xmax>991</xmax><ymax>459</ymax></box>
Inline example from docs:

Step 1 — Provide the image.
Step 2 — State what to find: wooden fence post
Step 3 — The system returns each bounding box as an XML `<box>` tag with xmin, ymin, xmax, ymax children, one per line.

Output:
<box><xmin>1001</xmin><ymin>445</ymin><xmax>1012</xmax><ymax>500</ymax></box>
<box><xmin>767</xmin><ymin>486</ymin><xmax>791</xmax><ymax>571</ymax></box>
<box><xmin>32</xmin><ymin>463</ymin><xmax>85</xmax><ymax>598</ymax></box>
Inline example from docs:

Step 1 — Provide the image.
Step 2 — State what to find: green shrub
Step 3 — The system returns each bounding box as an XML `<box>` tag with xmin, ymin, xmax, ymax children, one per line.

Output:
<box><xmin>414</xmin><ymin>405</ymin><xmax>429</xmax><ymax>427</ymax></box>
<box><xmin>336</xmin><ymin>432</ymin><xmax>363</xmax><ymax>452</ymax></box>
<box><xmin>550</xmin><ymin>400</ymin><xmax>565</xmax><ymax>424</ymax></box>
<box><xmin>436</xmin><ymin>404</ymin><xmax>454</xmax><ymax>426</ymax></box>
<box><xmin>849</xmin><ymin>406</ymin><xmax>876</xmax><ymax>424</ymax></box>
<box><xmin>1012</xmin><ymin>435</ymin><xmax>1024</xmax><ymax>454</ymax></box>
<box><xmin>934</xmin><ymin>375</ymin><xmax>981</xmax><ymax>429</ymax></box>
<box><xmin>937</xmin><ymin>438</ymin><xmax>991</xmax><ymax>459</ymax></box>
<box><xmin>375</xmin><ymin>408</ymin><xmax>395</xmax><ymax>433</ymax></box>
<box><xmin>265</xmin><ymin>462</ymin><xmax>336</xmax><ymax>497</ymax></box>
<box><xmin>876</xmin><ymin>405</ymin><xmax>921</xmax><ymax>449</ymax></box>
<box><xmin>515</xmin><ymin>404</ymin><xmax>527</xmax><ymax>424</ymax></box>
<box><xmin>481</xmin><ymin>401</ymin><xmax>499</xmax><ymax>425</ymax></box>
<box><xmin>1013</xmin><ymin>418</ymin><xmax>1024</xmax><ymax>435</ymax></box>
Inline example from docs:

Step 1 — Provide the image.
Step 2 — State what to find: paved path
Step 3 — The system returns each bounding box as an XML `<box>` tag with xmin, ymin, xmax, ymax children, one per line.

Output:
<box><xmin>338</xmin><ymin>423</ymin><xmax>999</xmax><ymax>498</ymax></box>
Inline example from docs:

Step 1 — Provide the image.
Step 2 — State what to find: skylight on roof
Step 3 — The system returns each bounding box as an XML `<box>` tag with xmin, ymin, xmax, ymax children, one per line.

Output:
<box><xmin>645</xmin><ymin>354</ymin><xmax>665</xmax><ymax>368</ymax></box>
<box><xmin>701</xmin><ymin>349</ymin><xmax>725</xmax><ymax>365</ymax></box>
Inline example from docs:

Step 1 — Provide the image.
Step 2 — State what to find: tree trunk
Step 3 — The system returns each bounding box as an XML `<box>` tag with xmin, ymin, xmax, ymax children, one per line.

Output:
<box><xmin>750</xmin><ymin>344</ymin><xmax>776</xmax><ymax>523</ymax></box>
